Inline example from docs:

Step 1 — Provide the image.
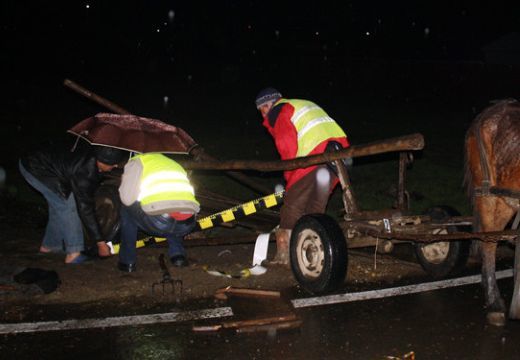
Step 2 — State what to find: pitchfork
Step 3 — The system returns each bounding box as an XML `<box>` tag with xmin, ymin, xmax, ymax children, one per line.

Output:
<box><xmin>152</xmin><ymin>254</ymin><xmax>183</xmax><ymax>298</ymax></box>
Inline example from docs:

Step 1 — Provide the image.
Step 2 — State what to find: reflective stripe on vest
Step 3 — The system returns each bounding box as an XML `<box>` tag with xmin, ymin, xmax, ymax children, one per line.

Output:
<box><xmin>132</xmin><ymin>153</ymin><xmax>199</xmax><ymax>208</ymax></box>
<box><xmin>277</xmin><ymin>99</ymin><xmax>347</xmax><ymax>157</ymax></box>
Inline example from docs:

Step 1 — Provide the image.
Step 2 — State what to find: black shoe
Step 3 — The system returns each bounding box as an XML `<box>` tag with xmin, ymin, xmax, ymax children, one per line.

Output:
<box><xmin>170</xmin><ymin>255</ymin><xmax>188</xmax><ymax>267</ymax></box>
<box><xmin>117</xmin><ymin>262</ymin><xmax>136</xmax><ymax>273</ymax></box>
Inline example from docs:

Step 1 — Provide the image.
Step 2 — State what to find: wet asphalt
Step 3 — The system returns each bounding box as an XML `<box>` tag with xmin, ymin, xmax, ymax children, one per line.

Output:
<box><xmin>2</xmin><ymin>276</ymin><xmax>520</xmax><ymax>360</ymax></box>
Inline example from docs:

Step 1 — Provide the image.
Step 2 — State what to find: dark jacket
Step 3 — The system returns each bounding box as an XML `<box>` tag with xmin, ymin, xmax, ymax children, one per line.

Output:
<box><xmin>20</xmin><ymin>145</ymin><xmax>103</xmax><ymax>241</ymax></box>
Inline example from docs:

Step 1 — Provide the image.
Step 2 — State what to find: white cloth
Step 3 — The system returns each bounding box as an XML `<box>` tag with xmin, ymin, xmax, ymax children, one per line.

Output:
<box><xmin>249</xmin><ymin>233</ymin><xmax>270</xmax><ymax>275</ymax></box>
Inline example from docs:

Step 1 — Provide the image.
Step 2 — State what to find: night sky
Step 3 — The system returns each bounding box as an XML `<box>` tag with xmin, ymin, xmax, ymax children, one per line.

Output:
<box><xmin>0</xmin><ymin>0</ymin><xmax>519</xmax><ymax>190</ymax></box>
<box><xmin>1</xmin><ymin>1</ymin><xmax>519</xmax><ymax>138</ymax></box>
<box><xmin>3</xmin><ymin>1</ymin><xmax>517</xmax><ymax>78</ymax></box>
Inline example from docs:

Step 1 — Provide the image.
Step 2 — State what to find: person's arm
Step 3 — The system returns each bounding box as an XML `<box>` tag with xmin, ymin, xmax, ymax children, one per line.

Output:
<box><xmin>71</xmin><ymin>158</ymin><xmax>103</xmax><ymax>241</ymax></box>
<box><xmin>119</xmin><ymin>160</ymin><xmax>142</xmax><ymax>206</ymax></box>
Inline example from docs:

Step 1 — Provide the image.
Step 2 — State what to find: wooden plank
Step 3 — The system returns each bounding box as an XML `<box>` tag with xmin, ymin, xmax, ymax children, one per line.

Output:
<box><xmin>235</xmin><ymin>319</ymin><xmax>303</xmax><ymax>333</ymax></box>
<box><xmin>0</xmin><ymin>284</ymin><xmax>17</xmax><ymax>291</ymax></box>
<box><xmin>191</xmin><ymin>314</ymin><xmax>302</xmax><ymax>333</ymax></box>
<box><xmin>359</xmin><ymin>228</ymin><xmax>519</xmax><ymax>242</ymax></box>
<box><xmin>192</xmin><ymin>324</ymin><xmax>223</xmax><ymax>332</ymax></box>
<box><xmin>221</xmin><ymin>314</ymin><xmax>298</xmax><ymax>329</ymax></box>
<box><xmin>214</xmin><ymin>287</ymin><xmax>281</xmax><ymax>300</ymax></box>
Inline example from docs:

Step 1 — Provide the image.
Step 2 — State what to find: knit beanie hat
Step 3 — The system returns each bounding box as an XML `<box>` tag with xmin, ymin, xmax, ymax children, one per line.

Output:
<box><xmin>255</xmin><ymin>87</ymin><xmax>282</xmax><ymax>107</ymax></box>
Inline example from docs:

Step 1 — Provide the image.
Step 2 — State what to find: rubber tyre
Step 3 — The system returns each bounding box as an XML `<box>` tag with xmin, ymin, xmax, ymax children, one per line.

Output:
<box><xmin>92</xmin><ymin>183</ymin><xmax>121</xmax><ymax>243</ymax></box>
<box><xmin>290</xmin><ymin>214</ymin><xmax>348</xmax><ymax>294</ymax></box>
<box><xmin>414</xmin><ymin>206</ymin><xmax>470</xmax><ymax>279</ymax></box>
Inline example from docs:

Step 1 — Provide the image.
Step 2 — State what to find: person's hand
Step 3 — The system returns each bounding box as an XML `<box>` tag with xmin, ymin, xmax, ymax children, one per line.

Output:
<box><xmin>97</xmin><ymin>241</ymin><xmax>112</xmax><ymax>258</ymax></box>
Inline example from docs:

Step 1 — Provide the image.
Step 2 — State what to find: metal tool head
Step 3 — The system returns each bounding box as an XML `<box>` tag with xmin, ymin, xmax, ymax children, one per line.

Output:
<box><xmin>152</xmin><ymin>254</ymin><xmax>183</xmax><ymax>300</ymax></box>
<box><xmin>152</xmin><ymin>278</ymin><xmax>182</xmax><ymax>296</ymax></box>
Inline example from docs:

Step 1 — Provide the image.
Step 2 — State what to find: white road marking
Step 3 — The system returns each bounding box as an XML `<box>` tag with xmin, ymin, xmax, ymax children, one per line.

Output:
<box><xmin>292</xmin><ymin>269</ymin><xmax>514</xmax><ymax>308</ymax></box>
<box><xmin>0</xmin><ymin>307</ymin><xmax>233</xmax><ymax>335</ymax></box>
<box><xmin>2</xmin><ymin>269</ymin><xmax>514</xmax><ymax>334</ymax></box>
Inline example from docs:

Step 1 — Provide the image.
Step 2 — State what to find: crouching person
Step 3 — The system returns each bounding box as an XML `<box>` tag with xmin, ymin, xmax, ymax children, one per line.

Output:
<box><xmin>117</xmin><ymin>153</ymin><xmax>200</xmax><ymax>273</ymax></box>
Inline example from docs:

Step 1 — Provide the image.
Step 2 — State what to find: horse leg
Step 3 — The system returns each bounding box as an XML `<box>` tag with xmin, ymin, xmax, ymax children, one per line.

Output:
<box><xmin>509</xmin><ymin>236</ymin><xmax>520</xmax><ymax>320</ymax></box>
<box><xmin>481</xmin><ymin>241</ymin><xmax>506</xmax><ymax>325</ymax></box>
<box><xmin>477</xmin><ymin>198</ymin><xmax>514</xmax><ymax>326</ymax></box>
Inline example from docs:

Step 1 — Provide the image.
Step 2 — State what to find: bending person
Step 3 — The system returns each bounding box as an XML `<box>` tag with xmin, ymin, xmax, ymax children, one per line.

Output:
<box><xmin>19</xmin><ymin>144</ymin><xmax>128</xmax><ymax>263</ymax></box>
<box><xmin>255</xmin><ymin>87</ymin><xmax>350</xmax><ymax>265</ymax></box>
<box><xmin>117</xmin><ymin>153</ymin><xmax>200</xmax><ymax>273</ymax></box>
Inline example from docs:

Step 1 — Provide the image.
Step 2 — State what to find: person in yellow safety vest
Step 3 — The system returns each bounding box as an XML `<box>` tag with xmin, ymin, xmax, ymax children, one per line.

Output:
<box><xmin>117</xmin><ymin>153</ymin><xmax>200</xmax><ymax>272</ymax></box>
<box><xmin>255</xmin><ymin>87</ymin><xmax>350</xmax><ymax>265</ymax></box>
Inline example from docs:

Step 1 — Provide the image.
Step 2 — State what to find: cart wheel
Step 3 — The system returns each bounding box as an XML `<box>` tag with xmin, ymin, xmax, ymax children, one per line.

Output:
<box><xmin>290</xmin><ymin>214</ymin><xmax>348</xmax><ymax>294</ymax></box>
<box><xmin>415</xmin><ymin>206</ymin><xmax>470</xmax><ymax>279</ymax></box>
<box><xmin>92</xmin><ymin>184</ymin><xmax>121</xmax><ymax>243</ymax></box>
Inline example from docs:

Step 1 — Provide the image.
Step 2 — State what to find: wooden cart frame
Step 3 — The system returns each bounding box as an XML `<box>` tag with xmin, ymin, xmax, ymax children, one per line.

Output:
<box><xmin>289</xmin><ymin>147</ymin><xmax>519</xmax><ymax>294</ymax></box>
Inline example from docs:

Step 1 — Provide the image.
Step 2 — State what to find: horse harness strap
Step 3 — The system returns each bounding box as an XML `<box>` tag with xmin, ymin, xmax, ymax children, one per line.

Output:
<box><xmin>512</xmin><ymin>210</ymin><xmax>520</xmax><ymax>231</ymax></box>
<box><xmin>474</xmin><ymin>120</ymin><xmax>492</xmax><ymax>196</ymax></box>
<box><xmin>474</xmin><ymin>186</ymin><xmax>520</xmax><ymax>199</ymax></box>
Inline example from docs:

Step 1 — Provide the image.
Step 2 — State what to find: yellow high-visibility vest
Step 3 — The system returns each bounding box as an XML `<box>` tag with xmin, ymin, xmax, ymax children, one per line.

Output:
<box><xmin>276</xmin><ymin>99</ymin><xmax>346</xmax><ymax>157</ymax></box>
<box><xmin>133</xmin><ymin>153</ymin><xmax>199</xmax><ymax>212</ymax></box>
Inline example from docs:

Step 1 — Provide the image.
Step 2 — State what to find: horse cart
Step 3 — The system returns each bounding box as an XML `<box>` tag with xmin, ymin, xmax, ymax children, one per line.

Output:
<box><xmin>288</xmin><ymin>100</ymin><xmax>520</xmax><ymax>326</ymax></box>
<box><xmin>90</xmin><ymin>130</ymin><xmax>519</xmax><ymax>326</ymax></box>
<box><xmin>165</xmin><ymin>128</ymin><xmax>518</xmax><ymax>327</ymax></box>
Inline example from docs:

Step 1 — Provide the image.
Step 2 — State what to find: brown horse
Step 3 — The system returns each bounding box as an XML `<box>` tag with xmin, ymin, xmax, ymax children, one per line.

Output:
<box><xmin>464</xmin><ymin>99</ymin><xmax>520</xmax><ymax>326</ymax></box>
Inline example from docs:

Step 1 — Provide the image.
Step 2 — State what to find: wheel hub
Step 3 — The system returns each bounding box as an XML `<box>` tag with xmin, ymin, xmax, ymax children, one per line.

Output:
<box><xmin>419</xmin><ymin>228</ymin><xmax>450</xmax><ymax>264</ymax></box>
<box><xmin>296</xmin><ymin>229</ymin><xmax>325</xmax><ymax>278</ymax></box>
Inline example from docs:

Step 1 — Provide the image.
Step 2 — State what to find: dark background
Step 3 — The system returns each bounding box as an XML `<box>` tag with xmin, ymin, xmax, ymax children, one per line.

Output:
<box><xmin>2</xmin><ymin>0</ymin><xmax>520</xmax><ymax>167</ymax></box>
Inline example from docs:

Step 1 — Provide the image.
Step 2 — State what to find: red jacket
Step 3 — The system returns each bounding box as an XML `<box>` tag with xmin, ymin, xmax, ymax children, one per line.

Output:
<box><xmin>262</xmin><ymin>100</ymin><xmax>349</xmax><ymax>190</ymax></box>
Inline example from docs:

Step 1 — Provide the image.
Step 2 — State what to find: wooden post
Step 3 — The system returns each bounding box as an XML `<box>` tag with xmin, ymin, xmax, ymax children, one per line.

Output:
<box><xmin>180</xmin><ymin>133</ymin><xmax>425</xmax><ymax>172</ymax></box>
<box><xmin>64</xmin><ymin>79</ymin><xmax>131</xmax><ymax>115</ymax></box>
<box><xmin>333</xmin><ymin>159</ymin><xmax>358</xmax><ymax>219</ymax></box>
<box><xmin>397</xmin><ymin>152</ymin><xmax>410</xmax><ymax>211</ymax></box>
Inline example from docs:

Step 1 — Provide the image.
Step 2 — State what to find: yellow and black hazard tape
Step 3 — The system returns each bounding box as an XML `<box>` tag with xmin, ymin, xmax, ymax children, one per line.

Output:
<box><xmin>195</xmin><ymin>190</ymin><xmax>284</xmax><ymax>230</ymax></box>
<box><xmin>109</xmin><ymin>191</ymin><xmax>284</xmax><ymax>255</ymax></box>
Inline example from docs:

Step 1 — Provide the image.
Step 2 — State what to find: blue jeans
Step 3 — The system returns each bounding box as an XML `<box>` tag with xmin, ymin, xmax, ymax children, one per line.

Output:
<box><xmin>19</xmin><ymin>161</ymin><xmax>84</xmax><ymax>254</ymax></box>
<box><xmin>119</xmin><ymin>203</ymin><xmax>196</xmax><ymax>265</ymax></box>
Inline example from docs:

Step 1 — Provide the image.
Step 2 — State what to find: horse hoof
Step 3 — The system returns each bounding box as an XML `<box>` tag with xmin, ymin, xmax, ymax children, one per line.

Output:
<box><xmin>487</xmin><ymin>312</ymin><xmax>506</xmax><ymax>326</ymax></box>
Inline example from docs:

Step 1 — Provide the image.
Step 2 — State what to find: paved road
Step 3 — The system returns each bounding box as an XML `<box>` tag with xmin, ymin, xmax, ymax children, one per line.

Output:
<box><xmin>2</xmin><ymin>276</ymin><xmax>520</xmax><ymax>359</ymax></box>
